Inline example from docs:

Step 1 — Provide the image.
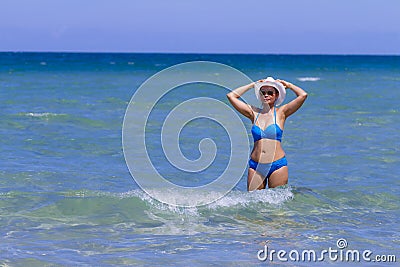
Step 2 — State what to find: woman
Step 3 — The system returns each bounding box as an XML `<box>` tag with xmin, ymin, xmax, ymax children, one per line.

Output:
<box><xmin>227</xmin><ymin>77</ymin><xmax>307</xmax><ymax>191</ymax></box>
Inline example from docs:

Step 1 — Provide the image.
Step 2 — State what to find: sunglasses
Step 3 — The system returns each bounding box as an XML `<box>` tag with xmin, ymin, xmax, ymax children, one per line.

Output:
<box><xmin>259</xmin><ymin>90</ymin><xmax>275</xmax><ymax>96</ymax></box>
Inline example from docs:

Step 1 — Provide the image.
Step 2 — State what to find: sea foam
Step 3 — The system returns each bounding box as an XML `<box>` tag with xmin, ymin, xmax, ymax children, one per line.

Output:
<box><xmin>297</xmin><ymin>77</ymin><xmax>321</xmax><ymax>82</ymax></box>
<box><xmin>24</xmin><ymin>112</ymin><xmax>65</xmax><ymax>118</ymax></box>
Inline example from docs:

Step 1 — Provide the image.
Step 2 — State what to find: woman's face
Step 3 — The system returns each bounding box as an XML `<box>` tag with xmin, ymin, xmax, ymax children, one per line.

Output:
<box><xmin>259</xmin><ymin>86</ymin><xmax>278</xmax><ymax>104</ymax></box>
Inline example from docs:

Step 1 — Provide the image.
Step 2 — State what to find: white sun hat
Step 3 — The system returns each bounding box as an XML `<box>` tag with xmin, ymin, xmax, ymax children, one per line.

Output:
<box><xmin>254</xmin><ymin>77</ymin><xmax>286</xmax><ymax>106</ymax></box>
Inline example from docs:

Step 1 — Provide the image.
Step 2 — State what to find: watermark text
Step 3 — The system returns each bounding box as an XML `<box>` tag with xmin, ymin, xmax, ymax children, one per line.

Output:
<box><xmin>257</xmin><ymin>238</ymin><xmax>397</xmax><ymax>263</ymax></box>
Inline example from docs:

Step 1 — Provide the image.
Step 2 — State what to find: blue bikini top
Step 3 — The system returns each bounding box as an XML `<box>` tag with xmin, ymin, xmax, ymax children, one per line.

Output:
<box><xmin>251</xmin><ymin>108</ymin><xmax>283</xmax><ymax>142</ymax></box>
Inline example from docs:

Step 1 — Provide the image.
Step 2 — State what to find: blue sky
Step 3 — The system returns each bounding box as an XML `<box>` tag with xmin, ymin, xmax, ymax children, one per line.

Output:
<box><xmin>1</xmin><ymin>0</ymin><xmax>399</xmax><ymax>54</ymax></box>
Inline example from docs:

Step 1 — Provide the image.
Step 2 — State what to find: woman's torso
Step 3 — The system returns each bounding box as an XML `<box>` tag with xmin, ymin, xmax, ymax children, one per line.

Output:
<box><xmin>250</xmin><ymin>107</ymin><xmax>286</xmax><ymax>163</ymax></box>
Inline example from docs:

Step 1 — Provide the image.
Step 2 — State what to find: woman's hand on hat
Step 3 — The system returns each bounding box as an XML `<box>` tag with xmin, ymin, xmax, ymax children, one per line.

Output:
<box><xmin>277</xmin><ymin>79</ymin><xmax>292</xmax><ymax>89</ymax></box>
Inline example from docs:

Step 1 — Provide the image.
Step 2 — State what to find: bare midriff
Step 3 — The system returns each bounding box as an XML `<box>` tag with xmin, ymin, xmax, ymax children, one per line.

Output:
<box><xmin>250</xmin><ymin>139</ymin><xmax>285</xmax><ymax>163</ymax></box>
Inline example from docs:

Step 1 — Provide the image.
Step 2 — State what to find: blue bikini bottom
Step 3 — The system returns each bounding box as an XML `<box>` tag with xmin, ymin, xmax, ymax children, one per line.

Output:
<box><xmin>248</xmin><ymin>157</ymin><xmax>287</xmax><ymax>179</ymax></box>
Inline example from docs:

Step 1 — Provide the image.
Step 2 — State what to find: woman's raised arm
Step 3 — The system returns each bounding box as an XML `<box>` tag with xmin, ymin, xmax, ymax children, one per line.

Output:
<box><xmin>277</xmin><ymin>79</ymin><xmax>308</xmax><ymax>118</ymax></box>
<box><xmin>226</xmin><ymin>82</ymin><xmax>255</xmax><ymax>121</ymax></box>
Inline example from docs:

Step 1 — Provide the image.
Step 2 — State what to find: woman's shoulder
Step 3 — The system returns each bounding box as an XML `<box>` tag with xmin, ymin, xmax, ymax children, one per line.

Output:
<box><xmin>247</xmin><ymin>105</ymin><xmax>260</xmax><ymax>123</ymax></box>
<box><xmin>276</xmin><ymin>104</ymin><xmax>287</xmax><ymax>112</ymax></box>
<box><xmin>276</xmin><ymin>105</ymin><xmax>288</xmax><ymax>120</ymax></box>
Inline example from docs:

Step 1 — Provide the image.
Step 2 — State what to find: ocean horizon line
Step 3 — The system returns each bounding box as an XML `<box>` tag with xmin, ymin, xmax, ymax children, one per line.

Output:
<box><xmin>1</xmin><ymin>50</ymin><xmax>399</xmax><ymax>57</ymax></box>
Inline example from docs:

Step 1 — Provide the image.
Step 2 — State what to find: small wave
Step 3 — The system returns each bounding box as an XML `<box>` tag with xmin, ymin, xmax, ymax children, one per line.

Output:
<box><xmin>20</xmin><ymin>112</ymin><xmax>108</xmax><ymax>128</ymax></box>
<box><xmin>24</xmin><ymin>112</ymin><xmax>66</xmax><ymax>118</ymax></box>
<box><xmin>3</xmin><ymin>189</ymin><xmax>295</xmax><ymax>236</ymax></box>
<box><xmin>101</xmin><ymin>187</ymin><xmax>294</xmax><ymax>214</ymax></box>
<box><xmin>209</xmin><ymin>187</ymin><xmax>294</xmax><ymax>209</ymax></box>
<box><xmin>297</xmin><ymin>77</ymin><xmax>320</xmax><ymax>82</ymax></box>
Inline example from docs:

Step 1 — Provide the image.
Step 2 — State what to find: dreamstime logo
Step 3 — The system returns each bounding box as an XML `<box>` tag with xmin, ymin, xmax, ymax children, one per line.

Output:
<box><xmin>336</xmin><ymin>238</ymin><xmax>348</xmax><ymax>249</ymax></box>
<box><xmin>257</xmin><ymin>238</ymin><xmax>397</xmax><ymax>263</ymax></box>
<box><xmin>122</xmin><ymin>61</ymin><xmax>256</xmax><ymax>207</ymax></box>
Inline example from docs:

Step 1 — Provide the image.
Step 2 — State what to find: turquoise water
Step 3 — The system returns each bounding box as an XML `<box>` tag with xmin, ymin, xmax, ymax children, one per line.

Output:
<box><xmin>1</xmin><ymin>53</ymin><xmax>399</xmax><ymax>266</ymax></box>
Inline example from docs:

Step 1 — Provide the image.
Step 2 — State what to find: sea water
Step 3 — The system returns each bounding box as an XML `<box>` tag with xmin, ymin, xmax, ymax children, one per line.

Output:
<box><xmin>0</xmin><ymin>53</ymin><xmax>399</xmax><ymax>266</ymax></box>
